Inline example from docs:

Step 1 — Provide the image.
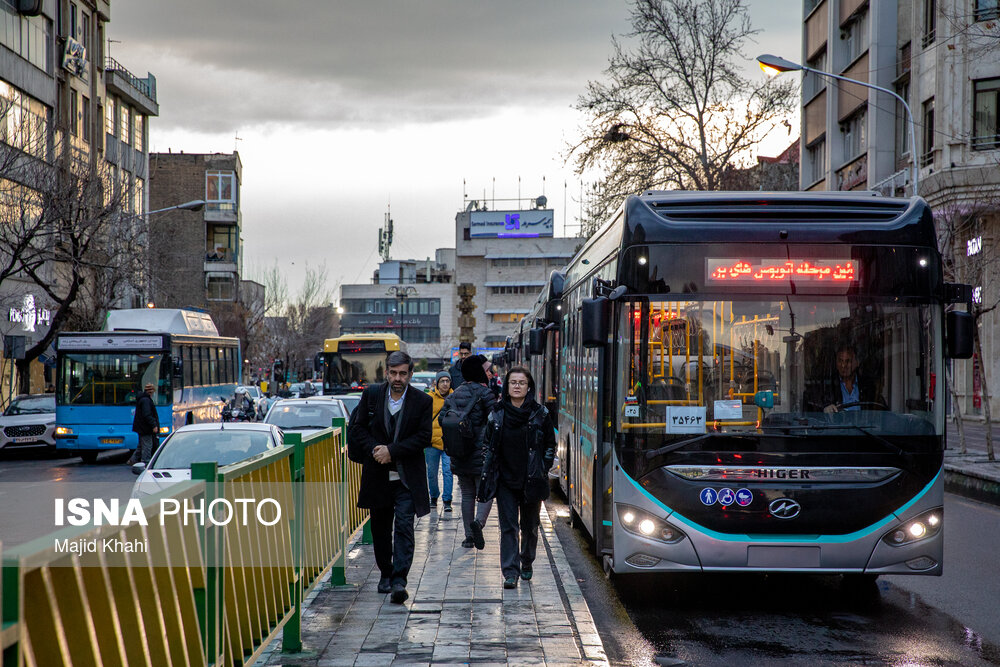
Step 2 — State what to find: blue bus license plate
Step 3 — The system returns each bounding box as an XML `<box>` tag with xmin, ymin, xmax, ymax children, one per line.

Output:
<box><xmin>100</xmin><ymin>437</ymin><xmax>124</xmax><ymax>444</ymax></box>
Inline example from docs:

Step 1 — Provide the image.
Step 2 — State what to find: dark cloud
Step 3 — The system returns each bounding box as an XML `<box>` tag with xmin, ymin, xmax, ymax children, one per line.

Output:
<box><xmin>110</xmin><ymin>1</ymin><xmax>630</xmax><ymax>131</ymax></box>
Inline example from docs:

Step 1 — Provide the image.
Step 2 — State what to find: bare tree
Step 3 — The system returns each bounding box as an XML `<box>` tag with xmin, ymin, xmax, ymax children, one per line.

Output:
<box><xmin>568</xmin><ymin>0</ymin><xmax>796</xmax><ymax>233</ymax></box>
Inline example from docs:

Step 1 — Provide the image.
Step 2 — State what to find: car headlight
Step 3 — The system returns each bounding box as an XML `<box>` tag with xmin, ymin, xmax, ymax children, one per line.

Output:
<box><xmin>616</xmin><ymin>503</ymin><xmax>686</xmax><ymax>544</ymax></box>
<box><xmin>881</xmin><ymin>508</ymin><xmax>942</xmax><ymax>547</ymax></box>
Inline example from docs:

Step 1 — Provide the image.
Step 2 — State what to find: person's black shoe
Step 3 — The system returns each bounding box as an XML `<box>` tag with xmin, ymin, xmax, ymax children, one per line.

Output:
<box><xmin>430</xmin><ymin>497</ymin><xmax>438</xmax><ymax>510</ymax></box>
<box><xmin>461</xmin><ymin>537</ymin><xmax>475</xmax><ymax>548</ymax></box>
<box><xmin>503</xmin><ymin>577</ymin><xmax>517</xmax><ymax>589</ymax></box>
<box><xmin>470</xmin><ymin>519</ymin><xmax>485</xmax><ymax>550</ymax></box>
<box><xmin>520</xmin><ymin>567</ymin><xmax>533</xmax><ymax>580</ymax></box>
<box><xmin>390</xmin><ymin>584</ymin><xmax>408</xmax><ymax>604</ymax></box>
<box><xmin>377</xmin><ymin>577</ymin><xmax>391</xmax><ymax>594</ymax></box>
<box><xmin>443</xmin><ymin>500</ymin><xmax>452</xmax><ymax>513</ymax></box>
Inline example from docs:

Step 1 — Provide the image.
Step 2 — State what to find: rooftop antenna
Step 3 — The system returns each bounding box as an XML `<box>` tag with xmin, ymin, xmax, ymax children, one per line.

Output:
<box><xmin>378</xmin><ymin>205</ymin><xmax>394</xmax><ymax>262</ymax></box>
<box><xmin>234</xmin><ymin>133</ymin><xmax>242</xmax><ymax>153</ymax></box>
<box><xmin>107</xmin><ymin>38</ymin><xmax>121</xmax><ymax>61</ymax></box>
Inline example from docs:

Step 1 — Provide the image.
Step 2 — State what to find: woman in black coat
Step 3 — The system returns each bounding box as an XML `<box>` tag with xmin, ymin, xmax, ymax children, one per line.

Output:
<box><xmin>477</xmin><ymin>366</ymin><xmax>555</xmax><ymax>589</ymax></box>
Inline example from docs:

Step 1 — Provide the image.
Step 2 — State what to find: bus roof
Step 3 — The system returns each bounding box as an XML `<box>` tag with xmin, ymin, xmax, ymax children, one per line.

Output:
<box><xmin>103</xmin><ymin>309</ymin><xmax>220</xmax><ymax>336</ymax></box>
<box><xmin>324</xmin><ymin>333</ymin><xmax>403</xmax><ymax>354</ymax></box>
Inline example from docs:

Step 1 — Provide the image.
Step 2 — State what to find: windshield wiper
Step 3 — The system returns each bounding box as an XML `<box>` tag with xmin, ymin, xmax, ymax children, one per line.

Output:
<box><xmin>799</xmin><ymin>424</ymin><xmax>905</xmax><ymax>456</ymax></box>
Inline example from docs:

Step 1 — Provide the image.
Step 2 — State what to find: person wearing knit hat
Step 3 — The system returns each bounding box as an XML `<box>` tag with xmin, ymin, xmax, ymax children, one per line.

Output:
<box><xmin>441</xmin><ymin>352</ymin><xmax>497</xmax><ymax>547</ymax></box>
<box><xmin>426</xmin><ymin>371</ymin><xmax>454</xmax><ymax>512</ymax></box>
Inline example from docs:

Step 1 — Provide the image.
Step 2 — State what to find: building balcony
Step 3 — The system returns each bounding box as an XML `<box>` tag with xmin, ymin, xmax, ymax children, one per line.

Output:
<box><xmin>104</xmin><ymin>57</ymin><xmax>159</xmax><ymax>118</ymax></box>
<box><xmin>204</xmin><ymin>248</ymin><xmax>238</xmax><ymax>273</ymax></box>
<box><xmin>204</xmin><ymin>201</ymin><xmax>239</xmax><ymax>224</ymax></box>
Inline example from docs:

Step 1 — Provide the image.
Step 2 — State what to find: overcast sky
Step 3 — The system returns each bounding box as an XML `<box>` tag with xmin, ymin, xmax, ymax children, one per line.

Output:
<box><xmin>110</xmin><ymin>1</ymin><xmax>802</xmax><ymax>298</ymax></box>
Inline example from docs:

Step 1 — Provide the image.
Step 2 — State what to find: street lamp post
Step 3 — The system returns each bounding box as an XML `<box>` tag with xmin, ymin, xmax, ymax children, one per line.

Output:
<box><xmin>143</xmin><ymin>199</ymin><xmax>206</xmax><ymax>307</ymax></box>
<box><xmin>385</xmin><ymin>285</ymin><xmax>418</xmax><ymax>342</ymax></box>
<box><xmin>756</xmin><ymin>54</ymin><xmax>918</xmax><ymax>195</ymax></box>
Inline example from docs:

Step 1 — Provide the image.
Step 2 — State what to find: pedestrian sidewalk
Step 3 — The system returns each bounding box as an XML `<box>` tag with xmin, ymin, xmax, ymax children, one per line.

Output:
<box><xmin>944</xmin><ymin>420</ymin><xmax>1000</xmax><ymax>506</ymax></box>
<box><xmin>253</xmin><ymin>489</ymin><xmax>609</xmax><ymax>667</ymax></box>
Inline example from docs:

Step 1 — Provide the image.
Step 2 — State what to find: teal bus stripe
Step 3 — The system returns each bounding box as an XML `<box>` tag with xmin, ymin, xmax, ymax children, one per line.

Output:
<box><xmin>603</xmin><ymin>520</ymin><xmax>613</xmax><ymax>526</ymax></box>
<box><xmin>621</xmin><ymin>468</ymin><xmax>941</xmax><ymax>544</ymax></box>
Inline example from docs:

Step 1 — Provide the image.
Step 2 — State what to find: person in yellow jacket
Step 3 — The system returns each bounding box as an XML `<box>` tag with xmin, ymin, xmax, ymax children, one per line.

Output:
<box><xmin>426</xmin><ymin>371</ymin><xmax>454</xmax><ymax>511</ymax></box>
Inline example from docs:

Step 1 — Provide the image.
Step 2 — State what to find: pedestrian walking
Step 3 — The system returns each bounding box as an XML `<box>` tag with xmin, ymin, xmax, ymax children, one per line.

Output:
<box><xmin>449</xmin><ymin>341</ymin><xmax>472</xmax><ymax>387</ymax></box>
<box><xmin>347</xmin><ymin>351</ymin><xmax>432</xmax><ymax>604</ymax></box>
<box><xmin>439</xmin><ymin>354</ymin><xmax>496</xmax><ymax>548</ymax></box>
<box><xmin>427</xmin><ymin>371</ymin><xmax>454</xmax><ymax>512</ymax></box>
<box><xmin>129</xmin><ymin>382</ymin><xmax>159</xmax><ymax>465</ymax></box>
<box><xmin>477</xmin><ymin>366</ymin><xmax>555</xmax><ymax>589</ymax></box>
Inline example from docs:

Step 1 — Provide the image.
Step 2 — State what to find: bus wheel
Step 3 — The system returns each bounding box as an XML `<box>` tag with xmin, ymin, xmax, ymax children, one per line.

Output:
<box><xmin>79</xmin><ymin>451</ymin><xmax>99</xmax><ymax>464</ymax></box>
<box><xmin>603</xmin><ymin>554</ymin><xmax>614</xmax><ymax>580</ymax></box>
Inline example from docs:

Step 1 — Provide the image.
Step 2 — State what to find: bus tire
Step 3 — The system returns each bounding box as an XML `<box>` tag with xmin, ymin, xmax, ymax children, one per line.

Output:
<box><xmin>79</xmin><ymin>451</ymin><xmax>99</xmax><ymax>464</ymax></box>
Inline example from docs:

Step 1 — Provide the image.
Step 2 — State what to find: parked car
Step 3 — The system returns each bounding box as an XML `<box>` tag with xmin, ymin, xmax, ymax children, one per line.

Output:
<box><xmin>263</xmin><ymin>397</ymin><xmax>348</xmax><ymax>437</ymax></box>
<box><xmin>0</xmin><ymin>394</ymin><xmax>56</xmax><ymax>451</ymax></box>
<box><xmin>410</xmin><ymin>371</ymin><xmax>438</xmax><ymax>392</ymax></box>
<box><xmin>131</xmin><ymin>423</ymin><xmax>283</xmax><ymax>498</ymax></box>
<box><xmin>286</xmin><ymin>381</ymin><xmax>319</xmax><ymax>399</ymax></box>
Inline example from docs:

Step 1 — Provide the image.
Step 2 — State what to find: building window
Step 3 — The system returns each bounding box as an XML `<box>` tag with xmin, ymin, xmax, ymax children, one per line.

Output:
<box><xmin>804</xmin><ymin>49</ymin><xmax>826</xmax><ymax>99</ymax></box>
<box><xmin>921</xmin><ymin>98</ymin><xmax>935</xmax><ymax>167</ymax></box>
<box><xmin>840</xmin><ymin>108</ymin><xmax>866</xmax><ymax>162</ymax></box>
<box><xmin>975</xmin><ymin>0</ymin><xmax>998</xmax><ymax>22</ymax></box>
<box><xmin>119</xmin><ymin>104</ymin><xmax>130</xmax><ymax>146</ymax></box>
<box><xmin>105</xmin><ymin>97</ymin><xmax>115</xmax><ymax>135</ymax></box>
<box><xmin>134</xmin><ymin>114</ymin><xmax>144</xmax><ymax>152</ymax></box>
<box><xmin>80</xmin><ymin>11</ymin><xmax>89</xmax><ymax>48</ymax></box>
<box><xmin>923</xmin><ymin>0</ymin><xmax>936</xmax><ymax>47</ymax></box>
<box><xmin>134</xmin><ymin>177</ymin><xmax>143</xmax><ymax>215</ymax></box>
<box><xmin>806</xmin><ymin>138</ymin><xmax>825</xmax><ymax>185</ymax></box>
<box><xmin>207</xmin><ymin>275</ymin><xmax>235</xmax><ymax>301</ymax></box>
<box><xmin>206</xmin><ymin>170</ymin><xmax>237</xmax><ymax>211</ymax></box>
<box><xmin>842</xmin><ymin>10</ymin><xmax>868</xmax><ymax>65</ymax></box>
<box><xmin>69</xmin><ymin>2</ymin><xmax>77</xmax><ymax>40</ymax></box>
<box><xmin>1</xmin><ymin>3</ymin><xmax>50</xmax><ymax>71</ymax></box>
<box><xmin>1</xmin><ymin>81</ymin><xmax>49</xmax><ymax>159</ymax></box>
<box><xmin>895</xmin><ymin>80</ymin><xmax>910</xmax><ymax>158</ymax></box>
<box><xmin>490</xmin><ymin>313</ymin><xmax>523</xmax><ymax>323</ymax></box>
<box><xmin>81</xmin><ymin>95</ymin><xmax>90</xmax><ymax>143</ymax></box>
<box><xmin>207</xmin><ymin>224</ymin><xmax>237</xmax><ymax>262</ymax></box>
<box><xmin>69</xmin><ymin>92</ymin><xmax>78</xmax><ymax>137</ymax></box>
<box><xmin>973</xmin><ymin>78</ymin><xmax>1000</xmax><ymax>150</ymax></box>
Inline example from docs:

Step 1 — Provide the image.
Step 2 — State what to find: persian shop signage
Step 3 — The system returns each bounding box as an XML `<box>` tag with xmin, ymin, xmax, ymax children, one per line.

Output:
<box><xmin>8</xmin><ymin>295</ymin><xmax>52</xmax><ymax>333</ymax></box>
<box><xmin>469</xmin><ymin>209</ymin><xmax>554</xmax><ymax>238</ymax></box>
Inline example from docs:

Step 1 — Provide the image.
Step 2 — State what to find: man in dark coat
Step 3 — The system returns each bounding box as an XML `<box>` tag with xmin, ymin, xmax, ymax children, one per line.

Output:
<box><xmin>449</xmin><ymin>341</ymin><xmax>472</xmax><ymax>387</ymax></box>
<box><xmin>348</xmin><ymin>350</ymin><xmax>432</xmax><ymax>604</ymax></box>
<box><xmin>806</xmin><ymin>343</ymin><xmax>884</xmax><ymax>412</ymax></box>
<box><xmin>129</xmin><ymin>382</ymin><xmax>159</xmax><ymax>465</ymax></box>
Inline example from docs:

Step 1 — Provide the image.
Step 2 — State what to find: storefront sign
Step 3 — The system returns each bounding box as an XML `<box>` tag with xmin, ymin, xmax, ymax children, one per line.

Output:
<box><xmin>8</xmin><ymin>294</ymin><xmax>52</xmax><ymax>333</ymax></box>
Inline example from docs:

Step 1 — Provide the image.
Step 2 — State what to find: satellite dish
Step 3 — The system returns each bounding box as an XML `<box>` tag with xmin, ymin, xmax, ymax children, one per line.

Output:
<box><xmin>535</xmin><ymin>195</ymin><xmax>547</xmax><ymax>208</ymax></box>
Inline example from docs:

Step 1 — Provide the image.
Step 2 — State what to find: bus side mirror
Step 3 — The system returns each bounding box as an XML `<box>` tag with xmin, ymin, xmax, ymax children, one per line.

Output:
<box><xmin>946</xmin><ymin>311</ymin><xmax>974</xmax><ymax>359</ymax></box>
<box><xmin>582</xmin><ymin>297</ymin><xmax>608</xmax><ymax>348</ymax></box>
<box><xmin>528</xmin><ymin>328</ymin><xmax>545</xmax><ymax>356</ymax></box>
<box><xmin>544</xmin><ymin>300</ymin><xmax>563</xmax><ymax>325</ymax></box>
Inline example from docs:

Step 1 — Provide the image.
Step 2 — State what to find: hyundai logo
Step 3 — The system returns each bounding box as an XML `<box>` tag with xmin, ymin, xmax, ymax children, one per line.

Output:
<box><xmin>768</xmin><ymin>498</ymin><xmax>801</xmax><ymax>519</ymax></box>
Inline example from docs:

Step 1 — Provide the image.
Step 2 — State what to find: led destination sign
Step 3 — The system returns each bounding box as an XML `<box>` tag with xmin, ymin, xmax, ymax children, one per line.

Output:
<box><xmin>706</xmin><ymin>258</ymin><xmax>858</xmax><ymax>283</ymax></box>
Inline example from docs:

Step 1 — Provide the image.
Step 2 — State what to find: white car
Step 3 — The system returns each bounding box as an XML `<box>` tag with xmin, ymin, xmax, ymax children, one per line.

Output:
<box><xmin>131</xmin><ymin>422</ymin><xmax>283</xmax><ymax>498</ymax></box>
<box><xmin>0</xmin><ymin>394</ymin><xmax>56</xmax><ymax>451</ymax></box>
<box><xmin>263</xmin><ymin>397</ymin><xmax>348</xmax><ymax>437</ymax></box>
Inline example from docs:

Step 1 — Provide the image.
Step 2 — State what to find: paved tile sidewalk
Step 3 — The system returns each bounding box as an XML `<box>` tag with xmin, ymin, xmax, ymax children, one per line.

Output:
<box><xmin>255</xmin><ymin>486</ymin><xmax>609</xmax><ymax>667</ymax></box>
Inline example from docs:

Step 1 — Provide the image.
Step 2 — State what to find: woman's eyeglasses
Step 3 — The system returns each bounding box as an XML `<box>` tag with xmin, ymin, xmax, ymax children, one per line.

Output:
<box><xmin>507</xmin><ymin>380</ymin><xmax>529</xmax><ymax>387</ymax></box>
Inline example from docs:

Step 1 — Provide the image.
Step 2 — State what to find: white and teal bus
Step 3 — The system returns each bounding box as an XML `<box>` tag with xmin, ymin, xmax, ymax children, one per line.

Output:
<box><xmin>54</xmin><ymin>309</ymin><xmax>241</xmax><ymax>463</ymax></box>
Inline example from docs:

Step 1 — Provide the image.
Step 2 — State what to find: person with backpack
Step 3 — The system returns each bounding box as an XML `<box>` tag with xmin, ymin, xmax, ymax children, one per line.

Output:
<box><xmin>427</xmin><ymin>370</ymin><xmax>454</xmax><ymax>512</ymax></box>
<box><xmin>438</xmin><ymin>354</ymin><xmax>496</xmax><ymax>548</ymax></box>
<box><xmin>476</xmin><ymin>366</ymin><xmax>555</xmax><ymax>589</ymax></box>
<box><xmin>449</xmin><ymin>341</ymin><xmax>471</xmax><ymax>387</ymax></box>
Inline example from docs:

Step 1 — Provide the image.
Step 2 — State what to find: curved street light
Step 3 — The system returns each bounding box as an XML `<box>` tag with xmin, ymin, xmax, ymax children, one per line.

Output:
<box><xmin>756</xmin><ymin>54</ymin><xmax>918</xmax><ymax>195</ymax></box>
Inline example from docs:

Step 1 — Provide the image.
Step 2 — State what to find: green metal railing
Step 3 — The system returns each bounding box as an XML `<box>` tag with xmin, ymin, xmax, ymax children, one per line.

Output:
<box><xmin>1</xmin><ymin>418</ymin><xmax>367</xmax><ymax>666</ymax></box>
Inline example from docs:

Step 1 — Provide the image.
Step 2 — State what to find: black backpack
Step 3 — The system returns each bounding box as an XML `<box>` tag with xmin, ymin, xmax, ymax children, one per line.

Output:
<box><xmin>439</xmin><ymin>393</ymin><xmax>478</xmax><ymax>458</ymax></box>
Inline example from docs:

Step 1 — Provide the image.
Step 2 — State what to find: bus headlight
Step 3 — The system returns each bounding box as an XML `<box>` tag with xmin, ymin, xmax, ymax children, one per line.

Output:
<box><xmin>159</xmin><ymin>426</ymin><xmax>170</xmax><ymax>435</ymax></box>
<box><xmin>881</xmin><ymin>508</ymin><xmax>942</xmax><ymax>547</ymax></box>
<box><xmin>616</xmin><ymin>503</ymin><xmax>686</xmax><ymax>545</ymax></box>
<box><xmin>54</xmin><ymin>426</ymin><xmax>74</xmax><ymax>438</ymax></box>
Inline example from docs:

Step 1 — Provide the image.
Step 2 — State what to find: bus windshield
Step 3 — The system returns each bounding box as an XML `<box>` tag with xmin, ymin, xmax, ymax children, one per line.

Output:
<box><xmin>58</xmin><ymin>353</ymin><xmax>172</xmax><ymax>406</ymax></box>
<box><xmin>615</xmin><ymin>297</ymin><xmax>944</xmax><ymax>449</ymax></box>
<box><xmin>324</xmin><ymin>352</ymin><xmax>386</xmax><ymax>392</ymax></box>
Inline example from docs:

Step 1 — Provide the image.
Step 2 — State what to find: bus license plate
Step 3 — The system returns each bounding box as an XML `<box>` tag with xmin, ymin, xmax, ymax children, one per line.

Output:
<box><xmin>100</xmin><ymin>437</ymin><xmax>124</xmax><ymax>444</ymax></box>
<box><xmin>12</xmin><ymin>436</ymin><xmax>37</xmax><ymax>443</ymax></box>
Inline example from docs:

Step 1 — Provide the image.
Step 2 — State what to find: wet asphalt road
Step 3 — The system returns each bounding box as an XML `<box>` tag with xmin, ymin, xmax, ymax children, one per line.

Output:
<box><xmin>544</xmin><ymin>490</ymin><xmax>1000</xmax><ymax>667</ymax></box>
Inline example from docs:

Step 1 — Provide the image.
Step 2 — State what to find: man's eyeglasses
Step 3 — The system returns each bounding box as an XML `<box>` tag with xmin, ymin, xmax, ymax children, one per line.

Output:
<box><xmin>507</xmin><ymin>380</ymin><xmax>529</xmax><ymax>387</ymax></box>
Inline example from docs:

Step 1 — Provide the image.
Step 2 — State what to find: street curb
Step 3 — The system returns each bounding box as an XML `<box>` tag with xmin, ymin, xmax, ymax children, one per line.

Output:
<box><xmin>943</xmin><ymin>463</ymin><xmax>1000</xmax><ymax>508</ymax></box>
<box><xmin>539</xmin><ymin>501</ymin><xmax>611</xmax><ymax>666</ymax></box>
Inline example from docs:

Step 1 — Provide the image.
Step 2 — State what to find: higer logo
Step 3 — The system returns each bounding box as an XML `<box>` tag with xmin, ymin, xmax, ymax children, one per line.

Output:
<box><xmin>768</xmin><ymin>498</ymin><xmax>801</xmax><ymax>520</ymax></box>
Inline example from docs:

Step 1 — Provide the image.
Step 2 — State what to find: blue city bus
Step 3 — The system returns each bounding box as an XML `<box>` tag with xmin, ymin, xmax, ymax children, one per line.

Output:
<box><xmin>54</xmin><ymin>309</ymin><xmax>241</xmax><ymax>463</ymax></box>
<box><xmin>513</xmin><ymin>192</ymin><xmax>973</xmax><ymax>579</ymax></box>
